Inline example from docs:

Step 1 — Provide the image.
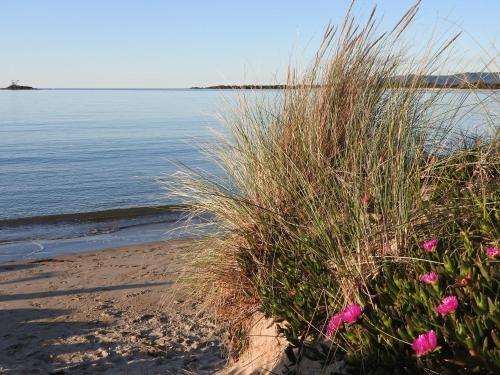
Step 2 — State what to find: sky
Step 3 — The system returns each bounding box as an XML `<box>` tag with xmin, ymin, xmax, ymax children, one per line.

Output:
<box><xmin>1</xmin><ymin>0</ymin><xmax>498</xmax><ymax>88</ymax></box>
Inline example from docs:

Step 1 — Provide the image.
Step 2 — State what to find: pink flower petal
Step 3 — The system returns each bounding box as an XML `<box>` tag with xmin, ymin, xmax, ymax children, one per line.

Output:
<box><xmin>342</xmin><ymin>304</ymin><xmax>363</xmax><ymax>323</ymax></box>
<box><xmin>486</xmin><ymin>247</ymin><xmax>499</xmax><ymax>259</ymax></box>
<box><xmin>419</xmin><ymin>271</ymin><xmax>438</xmax><ymax>284</ymax></box>
<box><xmin>326</xmin><ymin>313</ymin><xmax>344</xmax><ymax>336</ymax></box>
<box><xmin>436</xmin><ymin>296</ymin><xmax>459</xmax><ymax>315</ymax></box>
<box><xmin>412</xmin><ymin>330</ymin><xmax>437</xmax><ymax>357</ymax></box>
<box><xmin>422</xmin><ymin>239</ymin><xmax>438</xmax><ymax>252</ymax></box>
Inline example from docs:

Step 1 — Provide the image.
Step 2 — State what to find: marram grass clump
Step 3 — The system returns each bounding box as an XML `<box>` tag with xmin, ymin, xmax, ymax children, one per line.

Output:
<box><xmin>170</xmin><ymin>2</ymin><xmax>499</xmax><ymax>373</ymax></box>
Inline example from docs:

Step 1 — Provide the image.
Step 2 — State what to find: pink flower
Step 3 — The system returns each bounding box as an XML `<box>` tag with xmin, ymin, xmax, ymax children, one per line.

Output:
<box><xmin>326</xmin><ymin>304</ymin><xmax>363</xmax><ymax>336</ymax></box>
<box><xmin>436</xmin><ymin>296</ymin><xmax>459</xmax><ymax>315</ymax></box>
<box><xmin>412</xmin><ymin>330</ymin><xmax>438</xmax><ymax>357</ymax></box>
<box><xmin>419</xmin><ymin>271</ymin><xmax>438</xmax><ymax>284</ymax></box>
<box><xmin>342</xmin><ymin>304</ymin><xmax>363</xmax><ymax>324</ymax></box>
<box><xmin>486</xmin><ymin>247</ymin><xmax>499</xmax><ymax>259</ymax></box>
<box><xmin>422</xmin><ymin>239</ymin><xmax>438</xmax><ymax>252</ymax></box>
<box><xmin>326</xmin><ymin>313</ymin><xmax>344</xmax><ymax>336</ymax></box>
<box><xmin>362</xmin><ymin>195</ymin><xmax>369</xmax><ymax>205</ymax></box>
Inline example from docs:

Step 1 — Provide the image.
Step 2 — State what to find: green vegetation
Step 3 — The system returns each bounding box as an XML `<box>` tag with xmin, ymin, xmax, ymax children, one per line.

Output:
<box><xmin>308</xmin><ymin>156</ymin><xmax>499</xmax><ymax>373</ymax></box>
<box><xmin>172</xmin><ymin>2</ymin><xmax>499</xmax><ymax>373</ymax></box>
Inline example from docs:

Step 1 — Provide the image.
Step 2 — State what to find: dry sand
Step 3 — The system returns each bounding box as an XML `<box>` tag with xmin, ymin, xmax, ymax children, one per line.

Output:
<box><xmin>0</xmin><ymin>240</ymin><xmax>226</xmax><ymax>374</ymax></box>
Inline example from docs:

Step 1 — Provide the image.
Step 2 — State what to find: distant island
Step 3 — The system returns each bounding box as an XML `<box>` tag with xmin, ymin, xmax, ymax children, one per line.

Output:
<box><xmin>2</xmin><ymin>81</ymin><xmax>36</xmax><ymax>90</ymax></box>
<box><xmin>192</xmin><ymin>72</ymin><xmax>500</xmax><ymax>90</ymax></box>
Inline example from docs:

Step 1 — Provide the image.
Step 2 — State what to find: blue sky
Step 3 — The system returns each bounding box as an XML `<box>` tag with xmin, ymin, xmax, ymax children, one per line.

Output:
<box><xmin>1</xmin><ymin>0</ymin><xmax>498</xmax><ymax>88</ymax></box>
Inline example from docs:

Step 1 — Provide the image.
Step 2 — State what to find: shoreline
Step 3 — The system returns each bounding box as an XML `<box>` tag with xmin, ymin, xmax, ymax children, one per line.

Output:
<box><xmin>0</xmin><ymin>240</ymin><xmax>226</xmax><ymax>374</ymax></box>
<box><xmin>0</xmin><ymin>208</ymin><xmax>213</xmax><ymax>263</ymax></box>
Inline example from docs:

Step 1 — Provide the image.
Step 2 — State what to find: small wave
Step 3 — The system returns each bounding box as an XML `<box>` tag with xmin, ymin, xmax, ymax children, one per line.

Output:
<box><xmin>0</xmin><ymin>204</ymin><xmax>189</xmax><ymax>227</ymax></box>
<box><xmin>25</xmin><ymin>241</ymin><xmax>46</xmax><ymax>259</ymax></box>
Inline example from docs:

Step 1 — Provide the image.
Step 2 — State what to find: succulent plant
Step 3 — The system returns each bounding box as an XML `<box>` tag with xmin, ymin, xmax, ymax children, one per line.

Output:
<box><xmin>256</xmin><ymin>168</ymin><xmax>499</xmax><ymax>373</ymax></box>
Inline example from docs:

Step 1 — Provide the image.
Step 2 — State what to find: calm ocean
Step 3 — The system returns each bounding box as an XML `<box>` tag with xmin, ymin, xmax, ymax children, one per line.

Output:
<box><xmin>0</xmin><ymin>89</ymin><xmax>497</xmax><ymax>261</ymax></box>
<box><xmin>0</xmin><ymin>89</ymin><xmax>242</xmax><ymax>261</ymax></box>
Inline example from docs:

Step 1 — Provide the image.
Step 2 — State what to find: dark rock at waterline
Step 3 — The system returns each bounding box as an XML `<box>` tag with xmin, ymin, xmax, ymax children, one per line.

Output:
<box><xmin>3</xmin><ymin>83</ymin><xmax>36</xmax><ymax>90</ymax></box>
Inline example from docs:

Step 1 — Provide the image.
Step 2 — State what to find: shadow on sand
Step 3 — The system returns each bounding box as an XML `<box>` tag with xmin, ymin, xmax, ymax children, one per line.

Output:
<box><xmin>0</xmin><ymin>263</ymin><xmax>39</xmax><ymax>273</ymax></box>
<box><xmin>0</xmin><ymin>271</ymin><xmax>61</xmax><ymax>285</ymax></box>
<box><xmin>0</xmin><ymin>281</ymin><xmax>173</xmax><ymax>302</ymax></box>
<box><xmin>0</xmin><ymin>307</ymin><xmax>108</xmax><ymax>373</ymax></box>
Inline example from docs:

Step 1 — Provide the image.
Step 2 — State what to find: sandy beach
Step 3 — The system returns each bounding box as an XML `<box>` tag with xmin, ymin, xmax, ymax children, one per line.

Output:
<box><xmin>0</xmin><ymin>241</ymin><xmax>226</xmax><ymax>374</ymax></box>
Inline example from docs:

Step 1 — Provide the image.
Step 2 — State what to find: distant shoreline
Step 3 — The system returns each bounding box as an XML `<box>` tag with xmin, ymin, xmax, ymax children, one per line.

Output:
<box><xmin>192</xmin><ymin>73</ymin><xmax>500</xmax><ymax>90</ymax></box>
<box><xmin>191</xmin><ymin>84</ymin><xmax>293</xmax><ymax>90</ymax></box>
<box><xmin>191</xmin><ymin>83</ymin><xmax>500</xmax><ymax>90</ymax></box>
<box><xmin>0</xmin><ymin>86</ymin><xmax>497</xmax><ymax>91</ymax></box>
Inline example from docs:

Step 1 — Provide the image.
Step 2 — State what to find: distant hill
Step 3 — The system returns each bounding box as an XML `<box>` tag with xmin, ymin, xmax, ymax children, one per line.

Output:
<box><xmin>192</xmin><ymin>73</ymin><xmax>500</xmax><ymax>90</ymax></box>
<box><xmin>394</xmin><ymin>72</ymin><xmax>500</xmax><ymax>89</ymax></box>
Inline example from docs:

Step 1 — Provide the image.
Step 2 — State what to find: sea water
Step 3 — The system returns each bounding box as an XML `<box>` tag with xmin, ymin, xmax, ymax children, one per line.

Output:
<box><xmin>0</xmin><ymin>89</ymin><xmax>497</xmax><ymax>261</ymax></box>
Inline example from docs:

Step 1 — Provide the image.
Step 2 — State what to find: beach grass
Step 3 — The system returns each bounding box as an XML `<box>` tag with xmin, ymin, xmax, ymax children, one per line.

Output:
<box><xmin>170</xmin><ymin>1</ymin><xmax>499</xmax><ymax>372</ymax></box>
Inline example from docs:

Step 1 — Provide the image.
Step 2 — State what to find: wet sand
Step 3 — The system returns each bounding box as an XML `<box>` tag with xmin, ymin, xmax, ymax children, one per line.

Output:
<box><xmin>0</xmin><ymin>240</ymin><xmax>226</xmax><ymax>374</ymax></box>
